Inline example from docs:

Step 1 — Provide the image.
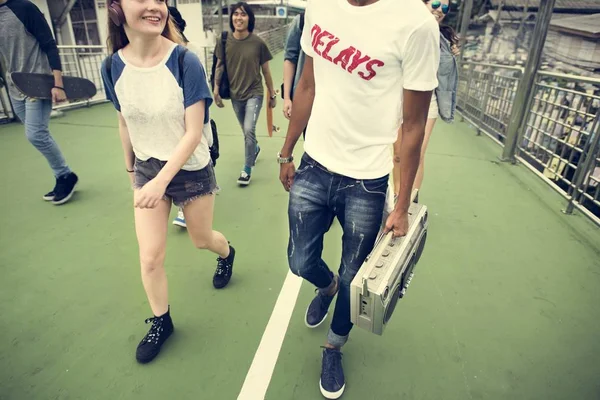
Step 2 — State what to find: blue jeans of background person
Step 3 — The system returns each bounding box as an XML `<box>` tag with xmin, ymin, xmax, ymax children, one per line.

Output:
<box><xmin>287</xmin><ymin>153</ymin><xmax>388</xmax><ymax>347</ymax></box>
<box><xmin>231</xmin><ymin>96</ymin><xmax>263</xmax><ymax>169</ymax></box>
<box><xmin>11</xmin><ymin>97</ymin><xmax>71</xmax><ymax>178</ymax></box>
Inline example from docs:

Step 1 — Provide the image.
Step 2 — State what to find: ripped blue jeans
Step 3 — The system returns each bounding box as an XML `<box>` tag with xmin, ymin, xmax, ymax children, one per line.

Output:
<box><xmin>287</xmin><ymin>153</ymin><xmax>387</xmax><ymax>347</ymax></box>
<box><xmin>231</xmin><ymin>96</ymin><xmax>263</xmax><ymax>168</ymax></box>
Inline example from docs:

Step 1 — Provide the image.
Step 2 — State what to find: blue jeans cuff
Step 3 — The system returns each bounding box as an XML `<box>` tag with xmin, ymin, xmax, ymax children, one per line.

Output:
<box><xmin>327</xmin><ymin>328</ymin><xmax>349</xmax><ymax>348</ymax></box>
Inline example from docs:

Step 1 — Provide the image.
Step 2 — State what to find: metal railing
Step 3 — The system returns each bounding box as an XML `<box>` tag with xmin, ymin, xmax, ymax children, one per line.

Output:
<box><xmin>55</xmin><ymin>45</ymin><xmax>111</xmax><ymax>111</ymax></box>
<box><xmin>457</xmin><ymin>61</ymin><xmax>600</xmax><ymax>226</ymax></box>
<box><xmin>457</xmin><ymin>62</ymin><xmax>522</xmax><ymax>145</ymax></box>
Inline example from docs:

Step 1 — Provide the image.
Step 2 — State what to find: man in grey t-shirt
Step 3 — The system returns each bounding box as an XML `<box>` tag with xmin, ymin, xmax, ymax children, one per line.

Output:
<box><xmin>0</xmin><ymin>0</ymin><xmax>78</xmax><ymax>205</ymax></box>
<box><xmin>213</xmin><ymin>1</ymin><xmax>276</xmax><ymax>187</ymax></box>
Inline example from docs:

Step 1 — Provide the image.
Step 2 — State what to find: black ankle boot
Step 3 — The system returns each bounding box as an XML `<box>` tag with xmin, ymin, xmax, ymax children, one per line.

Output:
<box><xmin>213</xmin><ymin>245</ymin><xmax>235</xmax><ymax>289</ymax></box>
<box><xmin>135</xmin><ymin>308</ymin><xmax>174</xmax><ymax>364</ymax></box>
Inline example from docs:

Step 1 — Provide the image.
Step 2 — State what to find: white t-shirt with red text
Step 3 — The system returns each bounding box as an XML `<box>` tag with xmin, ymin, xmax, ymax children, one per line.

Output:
<box><xmin>301</xmin><ymin>0</ymin><xmax>440</xmax><ymax>179</ymax></box>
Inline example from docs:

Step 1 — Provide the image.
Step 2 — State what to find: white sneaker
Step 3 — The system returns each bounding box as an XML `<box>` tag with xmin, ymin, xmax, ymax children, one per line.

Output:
<box><xmin>173</xmin><ymin>209</ymin><xmax>187</xmax><ymax>228</ymax></box>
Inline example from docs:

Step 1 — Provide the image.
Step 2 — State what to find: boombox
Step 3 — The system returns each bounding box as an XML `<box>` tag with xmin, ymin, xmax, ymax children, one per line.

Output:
<box><xmin>350</xmin><ymin>198</ymin><xmax>428</xmax><ymax>335</ymax></box>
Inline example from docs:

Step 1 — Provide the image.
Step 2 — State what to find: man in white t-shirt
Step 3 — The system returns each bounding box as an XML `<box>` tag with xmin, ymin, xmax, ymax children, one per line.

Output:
<box><xmin>276</xmin><ymin>0</ymin><xmax>440</xmax><ymax>397</ymax></box>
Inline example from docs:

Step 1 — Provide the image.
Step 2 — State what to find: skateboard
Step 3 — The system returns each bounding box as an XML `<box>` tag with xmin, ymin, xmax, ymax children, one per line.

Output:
<box><xmin>266</xmin><ymin>88</ymin><xmax>280</xmax><ymax>137</ymax></box>
<box><xmin>10</xmin><ymin>72</ymin><xmax>97</xmax><ymax>101</ymax></box>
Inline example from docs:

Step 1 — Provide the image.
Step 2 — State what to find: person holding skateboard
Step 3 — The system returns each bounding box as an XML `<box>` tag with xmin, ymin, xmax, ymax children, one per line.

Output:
<box><xmin>212</xmin><ymin>1</ymin><xmax>276</xmax><ymax>186</ymax></box>
<box><xmin>277</xmin><ymin>0</ymin><xmax>440</xmax><ymax>397</ymax></box>
<box><xmin>0</xmin><ymin>0</ymin><xmax>79</xmax><ymax>205</ymax></box>
<box><xmin>100</xmin><ymin>0</ymin><xmax>236</xmax><ymax>364</ymax></box>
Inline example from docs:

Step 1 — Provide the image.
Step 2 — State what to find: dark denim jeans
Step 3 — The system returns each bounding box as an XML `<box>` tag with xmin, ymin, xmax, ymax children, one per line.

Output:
<box><xmin>287</xmin><ymin>153</ymin><xmax>387</xmax><ymax>347</ymax></box>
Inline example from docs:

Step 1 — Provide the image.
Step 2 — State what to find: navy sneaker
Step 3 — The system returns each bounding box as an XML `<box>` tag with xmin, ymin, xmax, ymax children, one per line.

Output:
<box><xmin>213</xmin><ymin>245</ymin><xmax>235</xmax><ymax>289</ymax></box>
<box><xmin>52</xmin><ymin>172</ymin><xmax>78</xmax><ymax>205</ymax></box>
<box><xmin>320</xmin><ymin>347</ymin><xmax>346</xmax><ymax>399</ymax></box>
<box><xmin>43</xmin><ymin>190</ymin><xmax>55</xmax><ymax>201</ymax></box>
<box><xmin>255</xmin><ymin>144</ymin><xmax>261</xmax><ymax>162</ymax></box>
<box><xmin>135</xmin><ymin>310</ymin><xmax>174</xmax><ymax>364</ymax></box>
<box><xmin>305</xmin><ymin>276</ymin><xmax>338</xmax><ymax>328</ymax></box>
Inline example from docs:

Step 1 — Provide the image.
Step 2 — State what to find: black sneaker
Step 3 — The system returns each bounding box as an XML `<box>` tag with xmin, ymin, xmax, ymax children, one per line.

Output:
<box><xmin>237</xmin><ymin>171</ymin><xmax>251</xmax><ymax>186</ymax></box>
<box><xmin>43</xmin><ymin>179</ymin><xmax>61</xmax><ymax>201</ymax></box>
<box><xmin>135</xmin><ymin>311</ymin><xmax>174</xmax><ymax>364</ymax></box>
<box><xmin>52</xmin><ymin>172</ymin><xmax>78</xmax><ymax>205</ymax></box>
<box><xmin>213</xmin><ymin>245</ymin><xmax>235</xmax><ymax>289</ymax></box>
<box><xmin>305</xmin><ymin>276</ymin><xmax>338</xmax><ymax>328</ymax></box>
<box><xmin>43</xmin><ymin>190</ymin><xmax>55</xmax><ymax>201</ymax></box>
<box><xmin>320</xmin><ymin>347</ymin><xmax>346</xmax><ymax>399</ymax></box>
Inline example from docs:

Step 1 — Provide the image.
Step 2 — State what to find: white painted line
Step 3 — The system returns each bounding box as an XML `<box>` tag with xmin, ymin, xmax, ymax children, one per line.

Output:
<box><xmin>237</xmin><ymin>270</ymin><xmax>303</xmax><ymax>400</ymax></box>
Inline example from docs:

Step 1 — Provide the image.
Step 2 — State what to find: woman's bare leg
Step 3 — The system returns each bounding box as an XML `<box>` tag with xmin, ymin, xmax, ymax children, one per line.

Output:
<box><xmin>182</xmin><ymin>194</ymin><xmax>230</xmax><ymax>258</ymax></box>
<box><xmin>134</xmin><ymin>197</ymin><xmax>171</xmax><ymax>316</ymax></box>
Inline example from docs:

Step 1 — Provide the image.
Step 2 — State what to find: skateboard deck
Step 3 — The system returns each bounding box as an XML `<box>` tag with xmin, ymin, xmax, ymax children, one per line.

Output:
<box><xmin>266</xmin><ymin>88</ymin><xmax>280</xmax><ymax>137</ymax></box>
<box><xmin>11</xmin><ymin>72</ymin><xmax>97</xmax><ymax>101</ymax></box>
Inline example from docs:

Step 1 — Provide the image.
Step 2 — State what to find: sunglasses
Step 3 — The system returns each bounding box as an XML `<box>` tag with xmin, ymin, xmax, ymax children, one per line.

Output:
<box><xmin>430</xmin><ymin>0</ymin><xmax>450</xmax><ymax>14</ymax></box>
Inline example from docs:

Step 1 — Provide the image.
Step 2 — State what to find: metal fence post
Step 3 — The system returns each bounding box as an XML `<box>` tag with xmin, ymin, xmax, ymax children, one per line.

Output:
<box><xmin>564</xmin><ymin>110</ymin><xmax>600</xmax><ymax>214</ymax></box>
<box><xmin>479</xmin><ymin>76</ymin><xmax>490</xmax><ymax>131</ymax></box>
<box><xmin>458</xmin><ymin>0</ymin><xmax>473</xmax><ymax>65</ymax></box>
<box><xmin>464</xmin><ymin>63</ymin><xmax>474</xmax><ymax>118</ymax></box>
<box><xmin>500</xmin><ymin>0</ymin><xmax>556</xmax><ymax>163</ymax></box>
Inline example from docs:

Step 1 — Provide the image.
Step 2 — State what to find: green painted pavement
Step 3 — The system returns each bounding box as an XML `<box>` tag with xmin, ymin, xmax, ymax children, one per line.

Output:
<box><xmin>266</xmin><ymin>117</ymin><xmax>600</xmax><ymax>400</ymax></box>
<box><xmin>1</xmin><ymin>51</ymin><xmax>599</xmax><ymax>400</ymax></box>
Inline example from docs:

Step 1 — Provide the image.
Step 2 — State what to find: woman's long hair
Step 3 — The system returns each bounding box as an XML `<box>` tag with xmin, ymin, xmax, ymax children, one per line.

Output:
<box><xmin>106</xmin><ymin>1</ymin><xmax>183</xmax><ymax>54</ymax></box>
<box><xmin>440</xmin><ymin>25</ymin><xmax>459</xmax><ymax>47</ymax></box>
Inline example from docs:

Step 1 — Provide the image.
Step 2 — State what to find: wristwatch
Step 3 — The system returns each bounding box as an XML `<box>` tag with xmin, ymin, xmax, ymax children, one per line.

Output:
<box><xmin>277</xmin><ymin>152</ymin><xmax>293</xmax><ymax>164</ymax></box>
<box><xmin>270</xmin><ymin>94</ymin><xmax>277</xmax><ymax>100</ymax></box>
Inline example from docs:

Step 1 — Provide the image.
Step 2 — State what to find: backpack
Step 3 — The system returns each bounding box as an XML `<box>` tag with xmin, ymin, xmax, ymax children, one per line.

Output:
<box><xmin>209</xmin><ymin>31</ymin><xmax>230</xmax><ymax>100</ymax></box>
<box><xmin>103</xmin><ymin>47</ymin><xmax>220</xmax><ymax>167</ymax></box>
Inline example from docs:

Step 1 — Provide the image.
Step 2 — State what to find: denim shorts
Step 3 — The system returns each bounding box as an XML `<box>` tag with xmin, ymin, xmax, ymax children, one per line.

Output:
<box><xmin>133</xmin><ymin>157</ymin><xmax>219</xmax><ymax>207</ymax></box>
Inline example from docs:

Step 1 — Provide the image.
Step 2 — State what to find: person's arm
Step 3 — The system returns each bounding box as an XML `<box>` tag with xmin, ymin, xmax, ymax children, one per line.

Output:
<box><xmin>282</xmin><ymin>60</ymin><xmax>296</xmax><ymax>119</ymax></box>
<box><xmin>259</xmin><ymin>38</ymin><xmax>275</xmax><ymax>106</ymax></box>
<box><xmin>154</xmin><ymin>101</ymin><xmax>206</xmax><ymax>183</ymax></box>
<box><xmin>213</xmin><ymin>59</ymin><xmax>224</xmax><ymax>93</ymax></box>
<box><xmin>117</xmin><ymin>112</ymin><xmax>136</xmax><ymax>183</ymax></box>
<box><xmin>100</xmin><ymin>57</ymin><xmax>133</xmax><ymax>180</ymax></box>
<box><xmin>279</xmin><ymin>55</ymin><xmax>315</xmax><ymax>191</ymax></box>
<box><xmin>394</xmin><ymin>91</ymin><xmax>431</xmax><ymax>211</ymax></box>
<box><xmin>135</xmin><ymin>52</ymin><xmax>213</xmax><ymax>208</ymax></box>
<box><xmin>212</xmin><ymin>39</ymin><xmax>225</xmax><ymax>107</ymax></box>
<box><xmin>261</xmin><ymin>61</ymin><xmax>276</xmax><ymax>107</ymax></box>
<box><xmin>392</xmin><ymin>125</ymin><xmax>403</xmax><ymax>196</ymax></box>
<box><xmin>135</xmin><ymin>100</ymin><xmax>207</xmax><ymax>208</ymax></box>
<box><xmin>283</xmin><ymin>60</ymin><xmax>296</xmax><ymax>101</ymax></box>
<box><xmin>385</xmin><ymin>17</ymin><xmax>440</xmax><ymax>236</ymax></box>
<box><xmin>21</xmin><ymin>3</ymin><xmax>65</xmax><ymax>102</ymax></box>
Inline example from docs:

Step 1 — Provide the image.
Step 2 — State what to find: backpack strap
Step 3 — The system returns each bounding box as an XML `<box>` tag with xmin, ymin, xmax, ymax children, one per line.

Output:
<box><xmin>299</xmin><ymin>12</ymin><xmax>304</xmax><ymax>32</ymax></box>
<box><xmin>220</xmin><ymin>31</ymin><xmax>228</xmax><ymax>75</ymax></box>
<box><xmin>178</xmin><ymin>47</ymin><xmax>189</xmax><ymax>90</ymax></box>
<box><xmin>105</xmin><ymin>53</ymin><xmax>114</xmax><ymax>86</ymax></box>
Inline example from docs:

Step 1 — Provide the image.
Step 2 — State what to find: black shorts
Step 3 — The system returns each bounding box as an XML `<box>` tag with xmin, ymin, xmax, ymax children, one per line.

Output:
<box><xmin>133</xmin><ymin>157</ymin><xmax>219</xmax><ymax>207</ymax></box>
